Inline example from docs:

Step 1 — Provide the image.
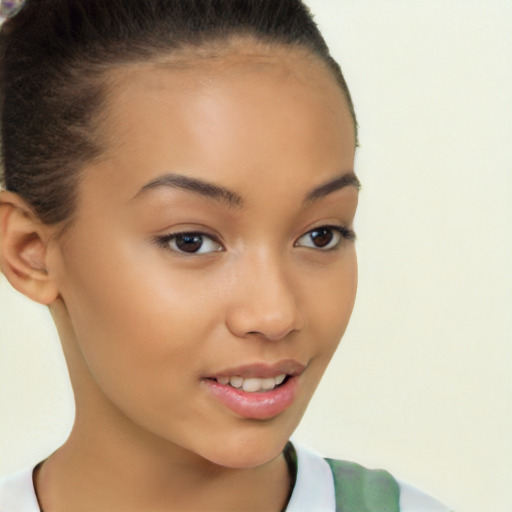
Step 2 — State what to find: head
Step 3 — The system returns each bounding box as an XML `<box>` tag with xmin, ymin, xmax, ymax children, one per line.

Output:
<box><xmin>0</xmin><ymin>0</ymin><xmax>359</xmax><ymax>469</ymax></box>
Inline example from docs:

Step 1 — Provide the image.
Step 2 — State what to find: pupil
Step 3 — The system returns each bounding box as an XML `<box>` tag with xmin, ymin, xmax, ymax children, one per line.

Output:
<box><xmin>311</xmin><ymin>228</ymin><xmax>333</xmax><ymax>248</ymax></box>
<box><xmin>176</xmin><ymin>234</ymin><xmax>203</xmax><ymax>253</ymax></box>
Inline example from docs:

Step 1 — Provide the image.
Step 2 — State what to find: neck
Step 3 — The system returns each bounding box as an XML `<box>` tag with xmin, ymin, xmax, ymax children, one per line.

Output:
<box><xmin>34</xmin><ymin>417</ymin><xmax>292</xmax><ymax>512</ymax></box>
<box><xmin>37</xmin><ymin>302</ymin><xmax>293</xmax><ymax>511</ymax></box>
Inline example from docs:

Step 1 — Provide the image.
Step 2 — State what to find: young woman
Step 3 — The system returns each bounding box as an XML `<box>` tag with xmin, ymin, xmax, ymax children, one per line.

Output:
<box><xmin>0</xmin><ymin>1</ymin><xmax>451</xmax><ymax>510</ymax></box>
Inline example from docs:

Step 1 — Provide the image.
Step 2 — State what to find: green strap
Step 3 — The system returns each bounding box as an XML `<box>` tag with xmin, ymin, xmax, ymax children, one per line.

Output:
<box><xmin>326</xmin><ymin>458</ymin><xmax>400</xmax><ymax>512</ymax></box>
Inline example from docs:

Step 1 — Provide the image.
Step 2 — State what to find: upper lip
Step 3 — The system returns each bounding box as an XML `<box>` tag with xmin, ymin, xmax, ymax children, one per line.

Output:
<box><xmin>209</xmin><ymin>359</ymin><xmax>307</xmax><ymax>379</ymax></box>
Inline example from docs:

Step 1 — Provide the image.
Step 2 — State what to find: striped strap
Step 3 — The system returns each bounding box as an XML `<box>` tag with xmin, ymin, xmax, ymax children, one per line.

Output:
<box><xmin>326</xmin><ymin>458</ymin><xmax>400</xmax><ymax>512</ymax></box>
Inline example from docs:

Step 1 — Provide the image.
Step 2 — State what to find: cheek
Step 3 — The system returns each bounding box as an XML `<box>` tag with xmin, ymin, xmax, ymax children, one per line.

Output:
<box><xmin>307</xmin><ymin>250</ymin><xmax>358</xmax><ymax>356</ymax></box>
<box><xmin>57</xmin><ymin>263</ymin><xmax>223</xmax><ymax>439</ymax></box>
<box><xmin>56</xmin><ymin>239</ymin><xmax>221</xmax><ymax>398</ymax></box>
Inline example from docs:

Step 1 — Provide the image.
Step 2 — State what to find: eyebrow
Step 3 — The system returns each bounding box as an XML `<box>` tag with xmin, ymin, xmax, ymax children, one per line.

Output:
<box><xmin>134</xmin><ymin>171</ymin><xmax>360</xmax><ymax>207</ymax></box>
<box><xmin>304</xmin><ymin>172</ymin><xmax>361</xmax><ymax>204</ymax></box>
<box><xmin>134</xmin><ymin>173</ymin><xmax>243</xmax><ymax>208</ymax></box>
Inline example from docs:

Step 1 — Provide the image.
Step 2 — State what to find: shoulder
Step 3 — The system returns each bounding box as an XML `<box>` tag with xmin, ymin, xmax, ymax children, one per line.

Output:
<box><xmin>288</xmin><ymin>443</ymin><xmax>452</xmax><ymax>512</ymax></box>
<box><xmin>0</xmin><ymin>466</ymin><xmax>40</xmax><ymax>512</ymax></box>
<box><xmin>396</xmin><ymin>479</ymin><xmax>452</xmax><ymax>512</ymax></box>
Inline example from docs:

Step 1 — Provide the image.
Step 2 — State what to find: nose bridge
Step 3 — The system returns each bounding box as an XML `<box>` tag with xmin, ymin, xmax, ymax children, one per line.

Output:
<box><xmin>227</xmin><ymin>249</ymin><xmax>303</xmax><ymax>340</ymax></box>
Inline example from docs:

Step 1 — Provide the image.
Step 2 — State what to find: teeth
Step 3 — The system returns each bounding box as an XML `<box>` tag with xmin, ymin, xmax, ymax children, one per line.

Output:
<box><xmin>243</xmin><ymin>378</ymin><xmax>262</xmax><ymax>392</ymax></box>
<box><xmin>275</xmin><ymin>374</ymin><xmax>286</xmax><ymax>385</ymax></box>
<box><xmin>229</xmin><ymin>376</ymin><xmax>244</xmax><ymax>389</ymax></box>
<box><xmin>261</xmin><ymin>378</ymin><xmax>276</xmax><ymax>391</ymax></box>
<box><xmin>218</xmin><ymin>374</ymin><xmax>288</xmax><ymax>393</ymax></box>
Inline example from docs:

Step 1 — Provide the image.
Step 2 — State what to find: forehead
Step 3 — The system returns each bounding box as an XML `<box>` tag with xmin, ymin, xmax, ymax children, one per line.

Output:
<box><xmin>84</xmin><ymin>42</ymin><xmax>355</xmax><ymax>206</ymax></box>
<box><xmin>101</xmin><ymin>40</ymin><xmax>354</xmax><ymax>146</ymax></box>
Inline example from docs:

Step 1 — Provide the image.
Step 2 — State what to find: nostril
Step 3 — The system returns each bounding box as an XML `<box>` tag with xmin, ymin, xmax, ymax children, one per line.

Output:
<box><xmin>245</xmin><ymin>327</ymin><xmax>295</xmax><ymax>341</ymax></box>
<box><xmin>225</xmin><ymin>282</ymin><xmax>304</xmax><ymax>340</ymax></box>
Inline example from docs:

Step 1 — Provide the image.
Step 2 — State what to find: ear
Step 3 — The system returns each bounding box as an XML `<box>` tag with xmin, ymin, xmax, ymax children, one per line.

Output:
<box><xmin>0</xmin><ymin>190</ymin><xmax>60</xmax><ymax>305</ymax></box>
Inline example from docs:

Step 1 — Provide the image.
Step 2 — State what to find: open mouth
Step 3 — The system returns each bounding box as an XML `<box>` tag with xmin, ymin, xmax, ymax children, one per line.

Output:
<box><xmin>204</xmin><ymin>364</ymin><xmax>303</xmax><ymax>419</ymax></box>
<box><xmin>210</xmin><ymin>374</ymin><xmax>290</xmax><ymax>393</ymax></box>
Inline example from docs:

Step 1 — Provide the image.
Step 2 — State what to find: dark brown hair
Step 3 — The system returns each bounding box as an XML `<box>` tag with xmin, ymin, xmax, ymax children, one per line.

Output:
<box><xmin>0</xmin><ymin>0</ymin><xmax>357</xmax><ymax>225</ymax></box>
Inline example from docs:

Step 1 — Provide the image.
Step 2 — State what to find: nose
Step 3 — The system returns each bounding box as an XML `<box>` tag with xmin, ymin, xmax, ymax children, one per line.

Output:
<box><xmin>225</xmin><ymin>253</ymin><xmax>305</xmax><ymax>341</ymax></box>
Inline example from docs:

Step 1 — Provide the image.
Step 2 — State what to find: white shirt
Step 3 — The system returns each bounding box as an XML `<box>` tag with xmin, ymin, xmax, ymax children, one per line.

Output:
<box><xmin>287</xmin><ymin>444</ymin><xmax>451</xmax><ymax>512</ymax></box>
<box><xmin>0</xmin><ymin>444</ymin><xmax>451</xmax><ymax>512</ymax></box>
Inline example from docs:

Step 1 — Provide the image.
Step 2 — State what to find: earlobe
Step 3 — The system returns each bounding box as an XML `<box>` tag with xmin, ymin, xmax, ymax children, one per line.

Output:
<box><xmin>0</xmin><ymin>190</ymin><xmax>60</xmax><ymax>305</ymax></box>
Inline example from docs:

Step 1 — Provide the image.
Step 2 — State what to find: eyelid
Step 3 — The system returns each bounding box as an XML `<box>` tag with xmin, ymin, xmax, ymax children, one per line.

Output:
<box><xmin>294</xmin><ymin>224</ymin><xmax>356</xmax><ymax>250</ymax></box>
<box><xmin>152</xmin><ymin>223</ymin><xmax>355</xmax><ymax>255</ymax></box>
<box><xmin>153</xmin><ymin>230</ymin><xmax>225</xmax><ymax>255</ymax></box>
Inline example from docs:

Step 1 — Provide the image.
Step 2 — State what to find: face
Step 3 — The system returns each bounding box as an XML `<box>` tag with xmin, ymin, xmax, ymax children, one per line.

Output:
<box><xmin>49</xmin><ymin>44</ymin><xmax>358</xmax><ymax>469</ymax></box>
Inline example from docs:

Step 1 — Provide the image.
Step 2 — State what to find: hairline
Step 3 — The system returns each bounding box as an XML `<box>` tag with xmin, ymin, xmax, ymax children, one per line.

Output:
<box><xmin>46</xmin><ymin>35</ymin><xmax>358</xmax><ymax>233</ymax></box>
<box><xmin>94</xmin><ymin>36</ymin><xmax>357</xmax><ymax>155</ymax></box>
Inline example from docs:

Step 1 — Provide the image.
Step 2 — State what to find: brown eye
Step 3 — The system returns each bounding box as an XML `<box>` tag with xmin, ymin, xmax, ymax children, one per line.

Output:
<box><xmin>295</xmin><ymin>226</ymin><xmax>346</xmax><ymax>251</ymax></box>
<box><xmin>174</xmin><ymin>234</ymin><xmax>204</xmax><ymax>253</ymax></box>
<box><xmin>309</xmin><ymin>228</ymin><xmax>334</xmax><ymax>248</ymax></box>
<box><xmin>157</xmin><ymin>232</ymin><xmax>223</xmax><ymax>254</ymax></box>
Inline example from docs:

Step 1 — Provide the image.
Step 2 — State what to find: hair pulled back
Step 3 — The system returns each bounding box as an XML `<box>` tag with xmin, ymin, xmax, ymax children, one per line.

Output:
<box><xmin>0</xmin><ymin>0</ymin><xmax>356</xmax><ymax>224</ymax></box>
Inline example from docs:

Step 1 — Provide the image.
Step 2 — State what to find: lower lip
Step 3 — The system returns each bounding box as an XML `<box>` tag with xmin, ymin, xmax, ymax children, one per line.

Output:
<box><xmin>203</xmin><ymin>377</ymin><xmax>299</xmax><ymax>420</ymax></box>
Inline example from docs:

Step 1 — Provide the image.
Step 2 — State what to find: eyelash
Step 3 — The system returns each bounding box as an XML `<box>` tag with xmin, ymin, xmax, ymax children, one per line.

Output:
<box><xmin>295</xmin><ymin>225</ymin><xmax>356</xmax><ymax>251</ymax></box>
<box><xmin>154</xmin><ymin>225</ymin><xmax>356</xmax><ymax>255</ymax></box>
<box><xmin>154</xmin><ymin>231</ymin><xmax>224</xmax><ymax>255</ymax></box>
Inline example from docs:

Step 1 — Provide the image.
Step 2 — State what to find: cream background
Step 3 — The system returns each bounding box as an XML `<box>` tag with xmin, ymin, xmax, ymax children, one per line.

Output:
<box><xmin>1</xmin><ymin>1</ymin><xmax>511</xmax><ymax>511</ymax></box>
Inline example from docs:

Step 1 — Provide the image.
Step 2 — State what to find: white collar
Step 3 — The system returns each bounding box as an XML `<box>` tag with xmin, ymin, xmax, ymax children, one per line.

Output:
<box><xmin>0</xmin><ymin>465</ymin><xmax>40</xmax><ymax>512</ymax></box>
<box><xmin>0</xmin><ymin>444</ymin><xmax>335</xmax><ymax>512</ymax></box>
<box><xmin>286</xmin><ymin>443</ymin><xmax>336</xmax><ymax>512</ymax></box>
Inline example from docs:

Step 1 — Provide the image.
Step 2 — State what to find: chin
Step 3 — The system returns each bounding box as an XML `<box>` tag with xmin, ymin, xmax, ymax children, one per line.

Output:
<box><xmin>205</xmin><ymin>444</ymin><xmax>286</xmax><ymax>470</ymax></box>
<box><xmin>192</xmin><ymin>423</ymin><xmax>293</xmax><ymax>470</ymax></box>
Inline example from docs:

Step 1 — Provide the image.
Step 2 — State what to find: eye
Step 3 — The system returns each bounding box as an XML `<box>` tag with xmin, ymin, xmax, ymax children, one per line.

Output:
<box><xmin>295</xmin><ymin>225</ymin><xmax>355</xmax><ymax>251</ymax></box>
<box><xmin>156</xmin><ymin>232</ymin><xmax>223</xmax><ymax>255</ymax></box>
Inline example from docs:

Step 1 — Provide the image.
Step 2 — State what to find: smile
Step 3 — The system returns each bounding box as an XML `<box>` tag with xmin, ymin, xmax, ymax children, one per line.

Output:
<box><xmin>215</xmin><ymin>374</ymin><xmax>287</xmax><ymax>393</ymax></box>
<box><xmin>203</xmin><ymin>360</ymin><xmax>306</xmax><ymax>420</ymax></box>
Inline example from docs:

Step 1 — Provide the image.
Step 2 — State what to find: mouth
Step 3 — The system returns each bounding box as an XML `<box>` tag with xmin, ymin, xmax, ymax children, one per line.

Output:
<box><xmin>203</xmin><ymin>360</ymin><xmax>306</xmax><ymax>420</ymax></box>
<box><xmin>211</xmin><ymin>373</ymin><xmax>288</xmax><ymax>393</ymax></box>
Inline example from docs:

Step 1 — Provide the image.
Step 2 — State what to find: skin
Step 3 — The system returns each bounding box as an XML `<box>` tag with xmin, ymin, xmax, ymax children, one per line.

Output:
<box><xmin>0</xmin><ymin>43</ymin><xmax>358</xmax><ymax>511</ymax></box>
